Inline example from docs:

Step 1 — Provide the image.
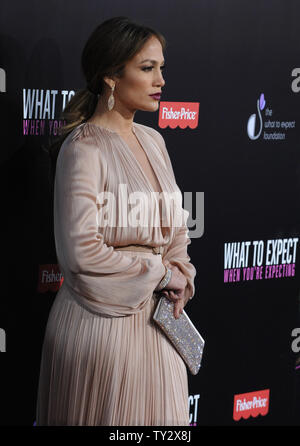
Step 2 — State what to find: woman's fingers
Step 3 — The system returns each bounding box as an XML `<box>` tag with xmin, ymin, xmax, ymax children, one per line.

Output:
<box><xmin>162</xmin><ymin>290</ymin><xmax>184</xmax><ymax>319</ymax></box>
<box><xmin>162</xmin><ymin>289</ymin><xmax>181</xmax><ymax>302</ymax></box>
<box><xmin>174</xmin><ymin>299</ymin><xmax>184</xmax><ymax>319</ymax></box>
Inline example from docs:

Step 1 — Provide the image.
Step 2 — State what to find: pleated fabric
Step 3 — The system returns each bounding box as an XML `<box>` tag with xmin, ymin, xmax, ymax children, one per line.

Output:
<box><xmin>35</xmin><ymin>121</ymin><xmax>196</xmax><ymax>426</ymax></box>
<box><xmin>36</xmin><ymin>253</ymin><xmax>189</xmax><ymax>426</ymax></box>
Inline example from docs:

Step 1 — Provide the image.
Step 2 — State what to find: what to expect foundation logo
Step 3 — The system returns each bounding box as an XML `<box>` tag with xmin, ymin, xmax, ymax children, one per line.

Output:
<box><xmin>247</xmin><ymin>93</ymin><xmax>295</xmax><ymax>141</ymax></box>
<box><xmin>247</xmin><ymin>93</ymin><xmax>265</xmax><ymax>140</ymax></box>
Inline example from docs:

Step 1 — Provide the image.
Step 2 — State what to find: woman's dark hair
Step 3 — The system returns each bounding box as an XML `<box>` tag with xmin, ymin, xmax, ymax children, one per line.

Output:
<box><xmin>48</xmin><ymin>16</ymin><xmax>167</xmax><ymax>180</ymax></box>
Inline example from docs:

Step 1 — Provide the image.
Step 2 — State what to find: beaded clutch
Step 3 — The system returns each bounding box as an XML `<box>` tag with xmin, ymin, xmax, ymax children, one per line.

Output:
<box><xmin>153</xmin><ymin>295</ymin><xmax>205</xmax><ymax>375</ymax></box>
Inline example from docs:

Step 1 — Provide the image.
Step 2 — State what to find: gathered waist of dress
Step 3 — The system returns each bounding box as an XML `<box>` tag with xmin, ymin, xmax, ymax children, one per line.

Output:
<box><xmin>113</xmin><ymin>244</ymin><xmax>164</xmax><ymax>256</ymax></box>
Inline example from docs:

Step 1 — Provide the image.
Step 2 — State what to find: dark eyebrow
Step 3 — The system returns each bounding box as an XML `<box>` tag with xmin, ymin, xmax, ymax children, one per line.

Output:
<box><xmin>138</xmin><ymin>59</ymin><xmax>165</xmax><ymax>64</ymax></box>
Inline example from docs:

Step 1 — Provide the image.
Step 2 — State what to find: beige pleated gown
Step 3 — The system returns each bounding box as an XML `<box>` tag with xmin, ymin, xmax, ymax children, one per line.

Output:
<box><xmin>35</xmin><ymin>121</ymin><xmax>197</xmax><ymax>426</ymax></box>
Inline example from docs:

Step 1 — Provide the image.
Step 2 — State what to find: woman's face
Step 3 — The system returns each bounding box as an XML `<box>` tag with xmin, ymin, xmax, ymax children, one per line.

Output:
<box><xmin>113</xmin><ymin>35</ymin><xmax>166</xmax><ymax>113</ymax></box>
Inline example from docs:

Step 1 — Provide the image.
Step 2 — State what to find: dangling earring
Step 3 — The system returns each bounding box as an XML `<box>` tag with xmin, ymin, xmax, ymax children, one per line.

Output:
<box><xmin>108</xmin><ymin>84</ymin><xmax>115</xmax><ymax>111</ymax></box>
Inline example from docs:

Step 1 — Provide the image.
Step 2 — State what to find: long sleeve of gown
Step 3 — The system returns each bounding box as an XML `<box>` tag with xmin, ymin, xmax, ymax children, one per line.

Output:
<box><xmin>54</xmin><ymin>131</ymin><xmax>166</xmax><ymax>317</ymax></box>
<box><xmin>162</xmin><ymin>214</ymin><xmax>196</xmax><ymax>302</ymax></box>
<box><xmin>149</xmin><ymin>128</ymin><xmax>197</xmax><ymax>302</ymax></box>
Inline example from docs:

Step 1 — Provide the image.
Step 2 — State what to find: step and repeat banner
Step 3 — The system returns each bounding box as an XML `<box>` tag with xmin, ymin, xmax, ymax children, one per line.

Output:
<box><xmin>0</xmin><ymin>0</ymin><xmax>299</xmax><ymax>427</ymax></box>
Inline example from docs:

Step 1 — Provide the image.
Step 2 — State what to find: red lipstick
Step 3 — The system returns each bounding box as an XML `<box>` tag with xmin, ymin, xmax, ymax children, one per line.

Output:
<box><xmin>149</xmin><ymin>94</ymin><xmax>161</xmax><ymax>100</ymax></box>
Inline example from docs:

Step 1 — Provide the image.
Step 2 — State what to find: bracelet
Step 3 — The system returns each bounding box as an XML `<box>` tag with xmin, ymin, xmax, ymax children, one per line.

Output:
<box><xmin>156</xmin><ymin>267</ymin><xmax>172</xmax><ymax>291</ymax></box>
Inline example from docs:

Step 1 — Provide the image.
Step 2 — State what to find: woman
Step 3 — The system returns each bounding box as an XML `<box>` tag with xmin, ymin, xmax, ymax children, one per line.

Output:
<box><xmin>36</xmin><ymin>16</ymin><xmax>196</xmax><ymax>426</ymax></box>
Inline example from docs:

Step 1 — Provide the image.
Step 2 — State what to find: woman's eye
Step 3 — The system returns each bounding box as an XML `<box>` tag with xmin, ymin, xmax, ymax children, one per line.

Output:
<box><xmin>142</xmin><ymin>66</ymin><xmax>165</xmax><ymax>71</ymax></box>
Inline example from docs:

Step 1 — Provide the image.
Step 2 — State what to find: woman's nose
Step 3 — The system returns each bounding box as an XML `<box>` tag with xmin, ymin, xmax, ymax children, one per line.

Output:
<box><xmin>155</xmin><ymin>73</ymin><xmax>165</xmax><ymax>87</ymax></box>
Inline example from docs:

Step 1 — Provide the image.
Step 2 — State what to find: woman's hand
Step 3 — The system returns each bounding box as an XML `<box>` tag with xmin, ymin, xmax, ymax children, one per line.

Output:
<box><xmin>160</xmin><ymin>264</ymin><xmax>188</xmax><ymax>319</ymax></box>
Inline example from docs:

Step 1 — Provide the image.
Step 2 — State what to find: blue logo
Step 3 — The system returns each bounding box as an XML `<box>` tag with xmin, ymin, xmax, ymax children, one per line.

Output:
<box><xmin>247</xmin><ymin>93</ymin><xmax>266</xmax><ymax>140</ymax></box>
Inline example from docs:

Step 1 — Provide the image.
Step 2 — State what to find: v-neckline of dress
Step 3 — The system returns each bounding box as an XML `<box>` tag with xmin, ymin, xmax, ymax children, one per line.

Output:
<box><xmin>85</xmin><ymin>121</ymin><xmax>163</xmax><ymax>194</ymax></box>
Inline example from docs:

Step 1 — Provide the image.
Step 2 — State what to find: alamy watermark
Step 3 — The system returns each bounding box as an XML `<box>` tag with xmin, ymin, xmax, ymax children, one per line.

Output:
<box><xmin>95</xmin><ymin>185</ymin><xmax>204</xmax><ymax>239</ymax></box>
<box><xmin>291</xmin><ymin>328</ymin><xmax>300</xmax><ymax>353</ymax></box>
<box><xmin>0</xmin><ymin>328</ymin><xmax>6</xmax><ymax>352</ymax></box>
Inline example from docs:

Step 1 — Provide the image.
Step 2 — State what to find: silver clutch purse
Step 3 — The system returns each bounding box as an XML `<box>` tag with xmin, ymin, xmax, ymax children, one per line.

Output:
<box><xmin>153</xmin><ymin>295</ymin><xmax>205</xmax><ymax>375</ymax></box>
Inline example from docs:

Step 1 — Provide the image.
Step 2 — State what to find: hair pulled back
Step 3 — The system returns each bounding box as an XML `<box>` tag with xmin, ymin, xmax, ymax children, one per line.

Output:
<box><xmin>48</xmin><ymin>16</ymin><xmax>166</xmax><ymax>178</ymax></box>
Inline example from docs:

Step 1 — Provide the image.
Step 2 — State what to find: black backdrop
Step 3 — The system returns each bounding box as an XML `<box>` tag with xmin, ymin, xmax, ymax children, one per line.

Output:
<box><xmin>0</xmin><ymin>0</ymin><xmax>299</xmax><ymax>427</ymax></box>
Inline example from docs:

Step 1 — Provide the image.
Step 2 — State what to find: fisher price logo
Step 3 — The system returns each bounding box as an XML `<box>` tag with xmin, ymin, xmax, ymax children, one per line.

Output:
<box><xmin>159</xmin><ymin>101</ymin><xmax>199</xmax><ymax>130</ymax></box>
<box><xmin>37</xmin><ymin>264</ymin><xmax>64</xmax><ymax>293</ymax></box>
<box><xmin>233</xmin><ymin>389</ymin><xmax>270</xmax><ymax>421</ymax></box>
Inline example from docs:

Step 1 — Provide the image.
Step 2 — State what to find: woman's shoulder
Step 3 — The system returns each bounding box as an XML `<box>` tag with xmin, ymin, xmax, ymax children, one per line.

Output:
<box><xmin>60</xmin><ymin>122</ymin><xmax>111</xmax><ymax>155</ymax></box>
<box><xmin>68</xmin><ymin>122</ymin><xmax>109</xmax><ymax>145</ymax></box>
<box><xmin>57</xmin><ymin>123</ymin><xmax>110</xmax><ymax>170</ymax></box>
<box><xmin>61</xmin><ymin>121</ymin><xmax>166</xmax><ymax>155</ymax></box>
<box><xmin>64</xmin><ymin>121</ymin><xmax>164</xmax><ymax>146</ymax></box>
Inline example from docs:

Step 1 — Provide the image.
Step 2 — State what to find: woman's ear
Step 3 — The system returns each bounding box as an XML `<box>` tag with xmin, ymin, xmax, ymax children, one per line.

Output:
<box><xmin>103</xmin><ymin>76</ymin><xmax>115</xmax><ymax>90</ymax></box>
